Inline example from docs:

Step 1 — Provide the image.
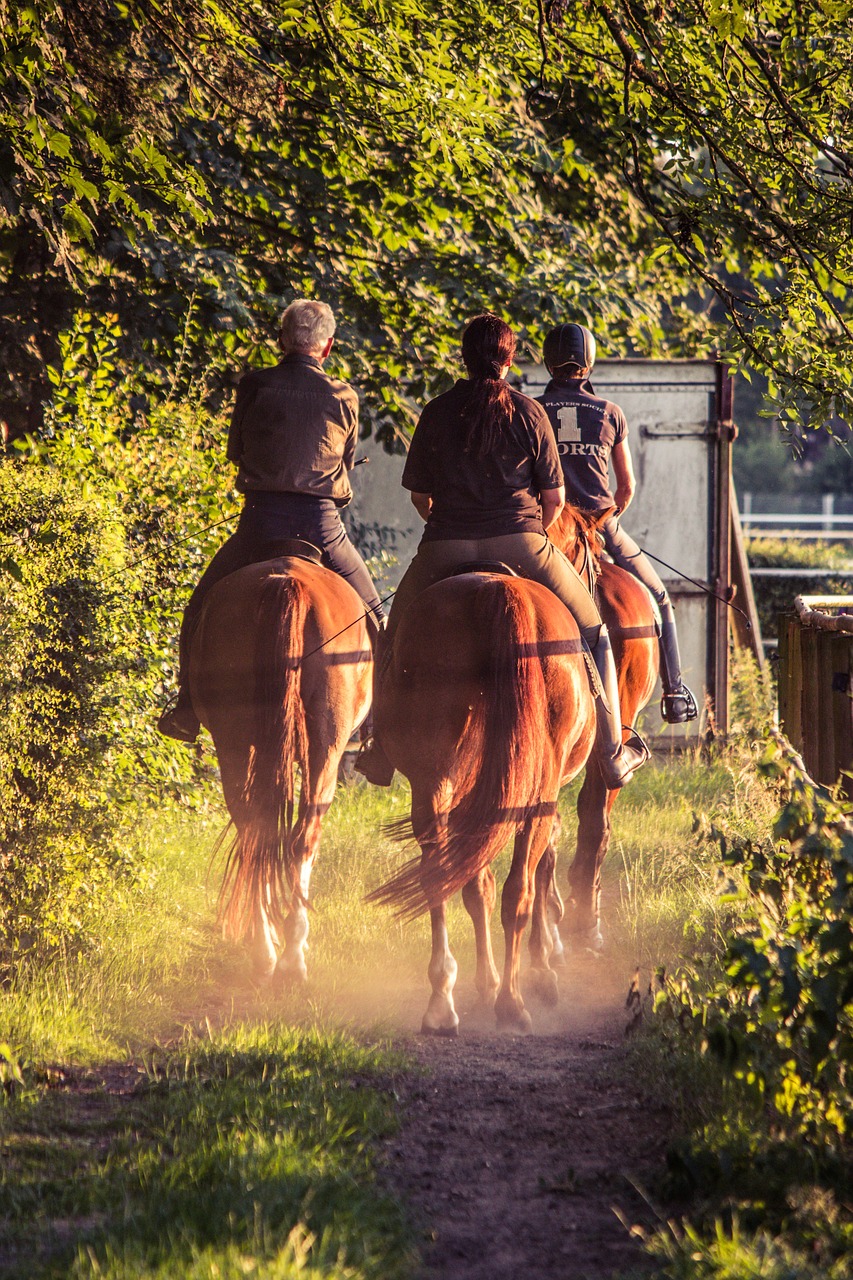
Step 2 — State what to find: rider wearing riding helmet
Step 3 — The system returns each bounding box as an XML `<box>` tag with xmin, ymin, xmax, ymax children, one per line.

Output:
<box><xmin>355</xmin><ymin>312</ymin><xmax>649</xmax><ymax>789</ymax></box>
<box><xmin>158</xmin><ymin>298</ymin><xmax>385</xmax><ymax>743</ymax></box>
<box><xmin>538</xmin><ymin>322</ymin><xmax>698</xmax><ymax>725</ymax></box>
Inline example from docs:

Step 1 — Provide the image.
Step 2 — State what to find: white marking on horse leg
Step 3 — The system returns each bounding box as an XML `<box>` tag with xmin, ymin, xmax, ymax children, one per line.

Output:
<box><xmin>277</xmin><ymin>858</ymin><xmax>314</xmax><ymax>983</ymax></box>
<box><xmin>422</xmin><ymin>907</ymin><xmax>459</xmax><ymax>1036</ymax></box>
<box><xmin>248</xmin><ymin>899</ymin><xmax>279</xmax><ymax>980</ymax></box>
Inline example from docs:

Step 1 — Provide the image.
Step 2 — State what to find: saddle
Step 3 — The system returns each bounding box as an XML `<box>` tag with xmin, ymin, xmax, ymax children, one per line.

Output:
<box><xmin>255</xmin><ymin>537</ymin><xmax>323</xmax><ymax>565</ymax></box>
<box><xmin>444</xmin><ymin>560</ymin><xmax>518</xmax><ymax>579</ymax></box>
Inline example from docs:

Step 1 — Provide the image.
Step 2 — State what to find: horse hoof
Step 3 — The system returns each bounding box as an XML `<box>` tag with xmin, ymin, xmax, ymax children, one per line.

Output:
<box><xmin>529</xmin><ymin>969</ymin><xmax>559</xmax><ymax>1007</ymax></box>
<box><xmin>274</xmin><ymin>965</ymin><xmax>308</xmax><ymax>990</ymax></box>
<box><xmin>568</xmin><ymin>927</ymin><xmax>604</xmax><ymax>955</ymax></box>
<box><xmin>495</xmin><ymin>1005</ymin><xmax>533</xmax><ymax>1035</ymax></box>
<box><xmin>421</xmin><ymin>1020</ymin><xmax>459</xmax><ymax>1039</ymax></box>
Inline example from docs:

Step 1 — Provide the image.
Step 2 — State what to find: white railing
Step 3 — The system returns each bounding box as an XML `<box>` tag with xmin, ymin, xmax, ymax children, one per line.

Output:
<box><xmin>741</xmin><ymin>492</ymin><xmax>853</xmax><ymax>538</ymax></box>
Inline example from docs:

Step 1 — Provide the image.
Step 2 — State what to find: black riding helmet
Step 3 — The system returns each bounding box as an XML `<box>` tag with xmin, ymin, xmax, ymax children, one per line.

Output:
<box><xmin>543</xmin><ymin>323</ymin><xmax>597</xmax><ymax>374</ymax></box>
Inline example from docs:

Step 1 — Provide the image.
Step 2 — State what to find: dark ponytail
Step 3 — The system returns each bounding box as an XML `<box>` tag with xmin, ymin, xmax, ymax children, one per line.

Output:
<box><xmin>460</xmin><ymin>314</ymin><xmax>517</xmax><ymax>459</ymax></box>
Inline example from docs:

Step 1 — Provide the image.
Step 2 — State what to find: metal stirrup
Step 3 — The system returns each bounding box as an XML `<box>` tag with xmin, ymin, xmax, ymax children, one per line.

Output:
<box><xmin>660</xmin><ymin>684</ymin><xmax>698</xmax><ymax>724</ymax></box>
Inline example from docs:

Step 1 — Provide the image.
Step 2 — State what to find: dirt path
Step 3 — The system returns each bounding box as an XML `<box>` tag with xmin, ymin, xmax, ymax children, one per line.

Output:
<box><xmin>381</xmin><ymin>958</ymin><xmax>670</xmax><ymax>1280</ymax></box>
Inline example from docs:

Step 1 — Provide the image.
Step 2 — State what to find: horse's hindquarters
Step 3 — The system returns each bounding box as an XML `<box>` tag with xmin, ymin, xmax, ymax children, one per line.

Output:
<box><xmin>373</xmin><ymin>572</ymin><xmax>596</xmax><ymax>1033</ymax></box>
<box><xmin>188</xmin><ymin>557</ymin><xmax>372</xmax><ymax>977</ymax></box>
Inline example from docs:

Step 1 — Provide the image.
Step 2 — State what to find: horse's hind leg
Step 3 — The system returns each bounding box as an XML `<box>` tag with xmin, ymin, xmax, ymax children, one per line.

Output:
<box><xmin>422</xmin><ymin>902</ymin><xmax>459</xmax><ymax>1037</ymax></box>
<box><xmin>528</xmin><ymin>840</ymin><xmax>561</xmax><ymax>1007</ymax></box>
<box><xmin>218</xmin><ymin>753</ymin><xmax>281</xmax><ymax>979</ymax></box>
<box><xmin>276</xmin><ymin>747</ymin><xmax>339</xmax><ymax>985</ymax></box>
<box><xmin>495</xmin><ymin>814</ymin><xmax>553</xmax><ymax>1033</ymax></box>
<box><xmin>248</xmin><ymin>890</ymin><xmax>281</xmax><ymax>980</ymax></box>
<box><xmin>568</xmin><ymin>763</ymin><xmax>617</xmax><ymax>951</ymax></box>
<box><xmin>462</xmin><ymin>867</ymin><xmax>500</xmax><ymax>1009</ymax></box>
<box><xmin>414</xmin><ymin>788</ymin><xmax>460</xmax><ymax>1037</ymax></box>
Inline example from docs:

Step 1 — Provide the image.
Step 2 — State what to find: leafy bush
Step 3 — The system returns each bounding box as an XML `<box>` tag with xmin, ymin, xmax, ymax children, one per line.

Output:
<box><xmin>746</xmin><ymin>537</ymin><xmax>853</xmax><ymax>571</ymax></box>
<box><xmin>639</xmin><ymin>735</ymin><xmax>853</xmax><ymax>1276</ymax></box>
<box><xmin>0</xmin><ymin>337</ymin><xmax>237</xmax><ymax>958</ymax></box>
<box><xmin>728</xmin><ymin>649</ymin><xmax>775</xmax><ymax>741</ymax></box>
<box><xmin>660</xmin><ymin>736</ymin><xmax>853</xmax><ymax>1140</ymax></box>
<box><xmin>745</xmin><ymin>536</ymin><xmax>853</xmax><ymax>639</ymax></box>
<box><xmin>704</xmin><ymin>740</ymin><xmax>853</xmax><ymax>1140</ymax></box>
<box><xmin>0</xmin><ymin>463</ymin><xmax>141</xmax><ymax>954</ymax></box>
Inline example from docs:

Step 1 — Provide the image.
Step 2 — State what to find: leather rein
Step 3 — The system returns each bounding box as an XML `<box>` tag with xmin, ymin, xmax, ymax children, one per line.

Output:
<box><xmin>572</xmin><ymin>523</ymin><xmax>600</xmax><ymax>599</ymax></box>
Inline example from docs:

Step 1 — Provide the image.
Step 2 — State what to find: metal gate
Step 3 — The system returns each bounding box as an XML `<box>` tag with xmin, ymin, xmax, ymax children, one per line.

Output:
<box><xmin>347</xmin><ymin>358</ymin><xmax>735</xmax><ymax>742</ymax></box>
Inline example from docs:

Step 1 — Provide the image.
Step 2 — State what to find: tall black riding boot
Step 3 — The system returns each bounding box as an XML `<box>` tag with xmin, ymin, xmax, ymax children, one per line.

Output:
<box><xmin>658</xmin><ymin>601</ymin><xmax>698</xmax><ymax>724</ymax></box>
<box><xmin>354</xmin><ymin>622</ymin><xmax>395</xmax><ymax>786</ymax></box>
<box><xmin>589</xmin><ymin>626</ymin><xmax>650</xmax><ymax>789</ymax></box>
<box><xmin>156</xmin><ymin>684</ymin><xmax>201</xmax><ymax>743</ymax></box>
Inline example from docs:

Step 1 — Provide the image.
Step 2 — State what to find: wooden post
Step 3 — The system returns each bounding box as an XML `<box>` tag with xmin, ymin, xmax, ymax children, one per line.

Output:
<box><xmin>800</xmin><ymin>626</ymin><xmax>821</xmax><ymax>778</ymax></box>
<box><xmin>788</xmin><ymin>615</ymin><xmax>804</xmax><ymax>754</ymax></box>
<box><xmin>818</xmin><ymin>630</ymin><xmax>836</xmax><ymax>785</ymax></box>
<box><xmin>831</xmin><ymin>634</ymin><xmax>853</xmax><ymax>798</ymax></box>
<box><xmin>713</xmin><ymin>365</ymin><xmax>734</xmax><ymax>735</ymax></box>
<box><xmin>778</xmin><ymin>613</ymin><xmax>794</xmax><ymax>737</ymax></box>
<box><xmin>730</xmin><ymin>479</ymin><xmax>764</xmax><ymax>669</ymax></box>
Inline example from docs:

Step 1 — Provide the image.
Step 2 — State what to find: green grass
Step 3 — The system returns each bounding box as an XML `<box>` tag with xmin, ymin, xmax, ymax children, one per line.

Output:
<box><xmin>0</xmin><ymin>799</ymin><xmax>421</xmax><ymax>1278</ymax></box>
<box><xmin>745</xmin><ymin>536</ymin><xmax>853</xmax><ymax>569</ymax></box>
<box><xmin>0</xmin><ymin>1024</ymin><xmax>411</xmax><ymax>1280</ymax></box>
<box><xmin>0</xmin><ymin>751</ymin><xmax>756</xmax><ymax>1057</ymax></box>
<box><xmin>0</xmin><ymin>807</ymin><xmax>237</xmax><ymax>1062</ymax></box>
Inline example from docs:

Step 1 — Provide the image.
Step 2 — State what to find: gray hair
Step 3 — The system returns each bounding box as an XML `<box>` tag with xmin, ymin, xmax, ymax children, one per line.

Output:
<box><xmin>279</xmin><ymin>299</ymin><xmax>336</xmax><ymax>355</ymax></box>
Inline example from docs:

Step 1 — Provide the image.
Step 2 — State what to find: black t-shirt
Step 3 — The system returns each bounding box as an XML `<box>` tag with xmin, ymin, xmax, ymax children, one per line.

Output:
<box><xmin>402</xmin><ymin>380</ymin><xmax>563</xmax><ymax>541</ymax></box>
<box><xmin>538</xmin><ymin>378</ymin><xmax>627</xmax><ymax>512</ymax></box>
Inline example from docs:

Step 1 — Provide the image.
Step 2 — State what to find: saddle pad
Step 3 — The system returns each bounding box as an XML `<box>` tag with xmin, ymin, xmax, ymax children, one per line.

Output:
<box><xmin>445</xmin><ymin>561</ymin><xmax>518</xmax><ymax>579</ymax></box>
<box><xmin>257</xmin><ymin>537</ymin><xmax>323</xmax><ymax>565</ymax></box>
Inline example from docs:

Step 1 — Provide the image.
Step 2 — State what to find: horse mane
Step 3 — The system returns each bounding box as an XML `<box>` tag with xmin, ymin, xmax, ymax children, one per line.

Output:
<box><xmin>549</xmin><ymin>503</ymin><xmax>611</xmax><ymax>567</ymax></box>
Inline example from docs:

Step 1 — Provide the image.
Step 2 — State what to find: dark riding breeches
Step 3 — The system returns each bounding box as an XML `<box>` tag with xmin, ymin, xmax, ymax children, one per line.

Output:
<box><xmin>600</xmin><ymin>516</ymin><xmax>669</xmax><ymax>607</ymax></box>
<box><xmin>177</xmin><ymin>492</ymin><xmax>385</xmax><ymax>680</ymax></box>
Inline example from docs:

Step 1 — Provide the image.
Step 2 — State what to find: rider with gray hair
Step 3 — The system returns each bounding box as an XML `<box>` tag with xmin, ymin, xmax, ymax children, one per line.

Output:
<box><xmin>279</xmin><ymin>298</ymin><xmax>336</xmax><ymax>355</ymax></box>
<box><xmin>158</xmin><ymin>298</ymin><xmax>385</xmax><ymax>743</ymax></box>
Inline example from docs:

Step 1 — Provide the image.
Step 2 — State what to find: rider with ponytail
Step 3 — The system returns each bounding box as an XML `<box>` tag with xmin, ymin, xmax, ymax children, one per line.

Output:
<box><xmin>356</xmin><ymin>313</ymin><xmax>648</xmax><ymax>791</ymax></box>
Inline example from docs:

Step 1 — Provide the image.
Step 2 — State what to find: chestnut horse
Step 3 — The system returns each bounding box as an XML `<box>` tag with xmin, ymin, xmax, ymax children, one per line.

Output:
<box><xmin>367</xmin><ymin>569</ymin><xmax>597</xmax><ymax>1035</ymax></box>
<box><xmin>530</xmin><ymin>508</ymin><xmax>659</xmax><ymax>961</ymax></box>
<box><xmin>189</xmin><ymin>554</ymin><xmax>371</xmax><ymax>981</ymax></box>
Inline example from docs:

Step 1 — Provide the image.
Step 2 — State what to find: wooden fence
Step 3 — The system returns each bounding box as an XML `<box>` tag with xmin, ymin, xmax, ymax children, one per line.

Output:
<box><xmin>778</xmin><ymin>596</ymin><xmax>853</xmax><ymax>794</ymax></box>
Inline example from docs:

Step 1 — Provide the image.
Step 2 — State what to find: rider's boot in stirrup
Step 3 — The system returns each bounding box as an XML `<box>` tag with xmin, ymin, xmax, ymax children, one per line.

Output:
<box><xmin>354</xmin><ymin>620</ymin><xmax>395</xmax><ymax>787</ymax></box>
<box><xmin>589</xmin><ymin>626</ymin><xmax>650</xmax><ymax>789</ymax></box>
<box><xmin>658</xmin><ymin>601</ymin><xmax>698</xmax><ymax>724</ymax></box>
<box><xmin>156</xmin><ymin>684</ymin><xmax>201</xmax><ymax>743</ymax></box>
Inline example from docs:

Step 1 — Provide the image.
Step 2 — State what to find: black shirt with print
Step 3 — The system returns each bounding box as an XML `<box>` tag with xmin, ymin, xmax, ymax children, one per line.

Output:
<box><xmin>537</xmin><ymin>377</ymin><xmax>627</xmax><ymax>512</ymax></box>
<box><xmin>403</xmin><ymin>380</ymin><xmax>563</xmax><ymax>541</ymax></box>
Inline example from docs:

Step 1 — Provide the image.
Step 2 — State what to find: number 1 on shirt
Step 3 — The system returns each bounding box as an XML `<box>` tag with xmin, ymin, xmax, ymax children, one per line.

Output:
<box><xmin>556</xmin><ymin>406</ymin><xmax>581</xmax><ymax>444</ymax></box>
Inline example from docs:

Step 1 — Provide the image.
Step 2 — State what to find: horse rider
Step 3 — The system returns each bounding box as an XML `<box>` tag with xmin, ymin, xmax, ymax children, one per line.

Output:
<box><xmin>355</xmin><ymin>312</ymin><xmax>649</xmax><ymax>789</ymax></box>
<box><xmin>157</xmin><ymin>298</ymin><xmax>386</xmax><ymax>743</ymax></box>
<box><xmin>537</xmin><ymin>322</ymin><xmax>698</xmax><ymax>725</ymax></box>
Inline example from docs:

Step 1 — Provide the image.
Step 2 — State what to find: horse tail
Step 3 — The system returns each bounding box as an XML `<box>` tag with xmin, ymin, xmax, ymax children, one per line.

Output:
<box><xmin>219</xmin><ymin>573</ymin><xmax>309</xmax><ymax>938</ymax></box>
<box><xmin>369</xmin><ymin>577</ymin><xmax>554</xmax><ymax>920</ymax></box>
